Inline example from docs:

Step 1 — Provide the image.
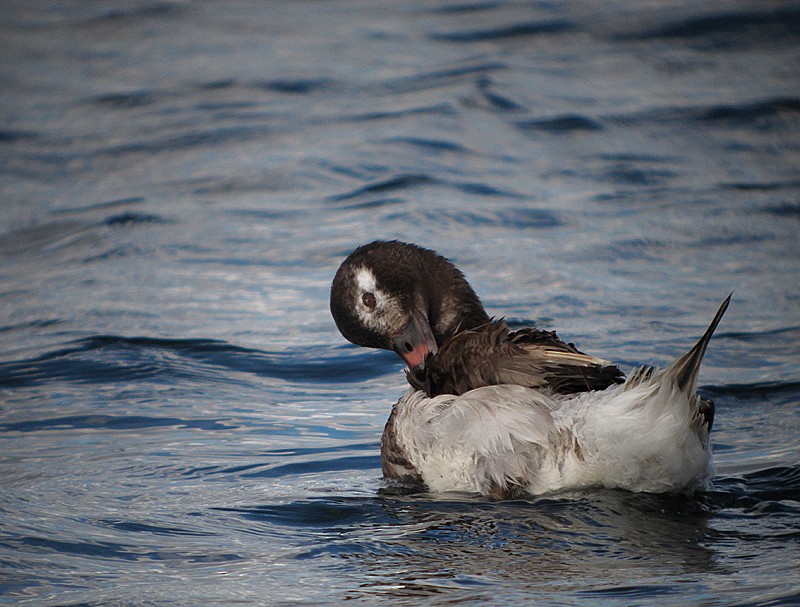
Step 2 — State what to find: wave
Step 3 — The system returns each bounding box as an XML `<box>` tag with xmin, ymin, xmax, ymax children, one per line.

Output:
<box><xmin>0</xmin><ymin>414</ymin><xmax>234</xmax><ymax>433</ymax></box>
<box><xmin>703</xmin><ymin>380</ymin><xmax>800</xmax><ymax>399</ymax></box>
<box><xmin>0</xmin><ymin>220</ymin><xmax>93</xmax><ymax>257</ymax></box>
<box><xmin>711</xmin><ymin>465</ymin><xmax>800</xmax><ymax>510</ymax></box>
<box><xmin>81</xmin><ymin>2</ymin><xmax>181</xmax><ymax>26</ymax></box>
<box><xmin>394</xmin><ymin>207</ymin><xmax>562</xmax><ymax>229</ymax></box>
<box><xmin>327</xmin><ymin>174</ymin><xmax>435</xmax><ymax>203</ymax></box>
<box><xmin>326</xmin><ymin>172</ymin><xmax>532</xmax><ymax>210</ymax></box>
<box><xmin>344</xmin><ymin>103</ymin><xmax>457</xmax><ymax>122</ymax></box>
<box><xmin>764</xmin><ymin>203</ymin><xmax>800</xmax><ymax>218</ymax></box>
<box><xmin>53</xmin><ymin>196</ymin><xmax>148</xmax><ymax>214</ymax></box>
<box><xmin>0</xmin><ymin>129</ymin><xmax>38</xmax><ymax>143</ymax></box>
<box><xmin>618</xmin><ymin>8</ymin><xmax>800</xmax><ymax>45</ymax></box>
<box><xmin>91</xmin><ymin>125</ymin><xmax>273</xmax><ymax>158</ymax></box>
<box><xmin>0</xmin><ymin>335</ymin><xmax>400</xmax><ymax>388</ymax></box>
<box><xmin>237</xmin><ymin>455</ymin><xmax>381</xmax><ymax>480</ymax></box>
<box><xmin>716</xmin><ymin>325</ymin><xmax>800</xmax><ymax>342</ymax></box>
<box><xmin>219</xmin><ymin>461</ymin><xmax>800</xmax><ymax>530</ymax></box>
<box><xmin>516</xmin><ymin>115</ymin><xmax>603</xmax><ymax>134</ymax></box>
<box><xmin>217</xmin><ymin>496</ymin><xmax>383</xmax><ymax>529</ymax></box>
<box><xmin>0</xmin><ymin>211</ymin><xmax>168</xmax><ymax>260</ymax></box>
<box><xmin>624</xmin><ymin>96</ymin><xmax>800</xmax><ymax>131</ymax></box>
<box><xmin>89</xmin><ymin>90</ymin><xmax>158</xmax><ymax>109</ymax></box>
<box><xmin>328</xmin><ymin>173</ymin><xmax>524</xmax><ymax>200</ymax></box>
<box><xmin>381</xmin><ymin>136</ymin><xmax>472</xmax><ymax>154</ymax></box>
<box><xmin>103</xmin><ymin>211</ymin><xmax>168</xmax><ymax>227</ymax></box>
<box><xmin>253</xmin><ymin>78</ymin><xmax>333</xmax><ymax>95</ymax></box>
<box><xmin>516</xmin><ymin>96</ymin><xmax>800</xmax><ymax>140</ymax></box>
<box><xmin>430</xmin><ymin>20</ymin><xmax>574</xmax><ymax>43</ymax></box>
<box><xmin>10</xmin><ymin>535</ymin><xmax>240</xmax><ymax>564</ymax></box>
<box><xmin>696</xmin><ymin>97</ymin><xmax>800</xmax><ymax>125</ymax></box>
<box><xmin>377</xmin><ymin>62</ymin><xmax>505</xmax><ymax>95</ymax></box>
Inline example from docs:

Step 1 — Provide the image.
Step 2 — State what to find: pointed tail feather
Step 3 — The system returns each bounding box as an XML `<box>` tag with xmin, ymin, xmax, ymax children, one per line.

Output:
<box><xmin>663</xmin><ymin>294</ymin><xmax>732</xmax><ymax>395</ymax></box>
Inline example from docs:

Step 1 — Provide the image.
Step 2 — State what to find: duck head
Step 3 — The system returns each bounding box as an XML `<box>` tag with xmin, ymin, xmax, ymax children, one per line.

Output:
<box><xmin>330</xmin><ymin>241</ymin><xmax>490</xmax><ymax>375</ymax></box>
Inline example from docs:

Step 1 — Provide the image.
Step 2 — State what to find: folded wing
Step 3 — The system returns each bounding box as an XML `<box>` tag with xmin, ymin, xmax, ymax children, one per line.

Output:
<box><xmin>409</xmin><ymin>320</ymin><xmax>625</xmax><ymax>396</ymax></box>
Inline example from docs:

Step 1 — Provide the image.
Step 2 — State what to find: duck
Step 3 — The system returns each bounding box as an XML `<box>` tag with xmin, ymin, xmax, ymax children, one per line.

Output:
<box><xmin>330</xmin><ymin>240</ymin><xmax>730</xmax><ymax>499</ymax></box>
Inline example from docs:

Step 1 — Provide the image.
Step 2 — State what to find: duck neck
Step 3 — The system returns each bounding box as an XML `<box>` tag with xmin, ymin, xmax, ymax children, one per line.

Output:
<box><xmin>421</xmin><ymin>263</ymin><xmax>490</xmax><ymax>345</ymax></box>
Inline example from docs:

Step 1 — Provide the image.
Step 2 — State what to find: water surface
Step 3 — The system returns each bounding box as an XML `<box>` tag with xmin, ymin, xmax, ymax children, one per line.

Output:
<box><xmin>1</xmin><ymin>1</ymin><xmax>799</xmax><ymax>605</ymax></box>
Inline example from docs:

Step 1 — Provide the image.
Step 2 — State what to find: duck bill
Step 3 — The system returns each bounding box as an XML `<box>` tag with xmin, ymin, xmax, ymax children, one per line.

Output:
<box><xmin>391</xmin><ymin>309</ymin><xmax>438</xmax><ymax>373</ymax></box>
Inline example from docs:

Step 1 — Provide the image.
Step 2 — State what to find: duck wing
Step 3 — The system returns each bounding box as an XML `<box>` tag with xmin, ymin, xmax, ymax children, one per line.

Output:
<box><xmin>409</xmin><ymin>320</ymin><xmax>625</xmax><ymax>396</ymax></box>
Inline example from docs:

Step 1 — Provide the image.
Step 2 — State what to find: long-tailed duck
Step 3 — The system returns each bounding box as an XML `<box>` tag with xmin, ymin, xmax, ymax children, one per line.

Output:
<box><xmin>330</xmin><ymin>240</ymin><xmax>729</xmax><ymax>499</ymax></box>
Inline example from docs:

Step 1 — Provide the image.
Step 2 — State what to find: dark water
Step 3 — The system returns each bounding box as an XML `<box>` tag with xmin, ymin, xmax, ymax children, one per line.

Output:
<box><xmin>2</xmin><ymin>1</ymin><xmax>799</xmax><ymax>605</ymax></box>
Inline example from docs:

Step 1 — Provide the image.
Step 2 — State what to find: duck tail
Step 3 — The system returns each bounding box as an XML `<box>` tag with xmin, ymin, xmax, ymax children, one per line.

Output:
<box><xmin>662</xmin><ymin>294</ymin><xmax>731</xmax><ymax>397</ymax></box>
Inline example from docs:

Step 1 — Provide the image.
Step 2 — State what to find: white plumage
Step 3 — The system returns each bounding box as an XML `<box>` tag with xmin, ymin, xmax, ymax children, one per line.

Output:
<box><xmin>389</xmin><ymin>368</ymin><xmax>714</xmax><ymax>498</ymax></box>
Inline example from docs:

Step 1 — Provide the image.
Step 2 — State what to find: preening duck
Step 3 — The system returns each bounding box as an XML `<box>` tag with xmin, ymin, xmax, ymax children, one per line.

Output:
<box><xmin>330</xmin><ymin>240</ymin><xmax>730</xmax><ymax>499</ymax></box>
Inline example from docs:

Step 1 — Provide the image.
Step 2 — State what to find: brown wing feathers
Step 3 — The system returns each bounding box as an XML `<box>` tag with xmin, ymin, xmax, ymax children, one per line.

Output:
<box><xmin>408</xmin><ymin>320</ymin><xmax>625</xmax><ymax>397</ymax></box>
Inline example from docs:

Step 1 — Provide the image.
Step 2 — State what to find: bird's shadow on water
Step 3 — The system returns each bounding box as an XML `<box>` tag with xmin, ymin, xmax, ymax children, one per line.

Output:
<box><xmin>217</xmin><ymin>487</ymin><xmax>734</xmax><ymax>600</ymax></box>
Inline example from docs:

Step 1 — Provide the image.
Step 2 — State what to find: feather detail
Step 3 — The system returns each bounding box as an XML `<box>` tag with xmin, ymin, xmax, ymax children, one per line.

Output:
<box><xmin>408</xmin><ymin>319</ymin><xmax>624</xmax><ymax>396</ymax></box>
<box><xmin>383</xmin><ymin>296</ymin><xmax>731</xmax><ymax>498</ymax></box>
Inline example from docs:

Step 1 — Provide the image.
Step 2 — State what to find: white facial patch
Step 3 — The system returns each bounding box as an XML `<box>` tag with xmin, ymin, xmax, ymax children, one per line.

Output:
<box><xmin>353</xmin><ymin>266</ymin><xmax>402</xmax><ymax>332</ymax></box>
<box><xmin>355</xmin><ymin>266</ymin><xmax>379</xmax><ymax>296</ymax></box>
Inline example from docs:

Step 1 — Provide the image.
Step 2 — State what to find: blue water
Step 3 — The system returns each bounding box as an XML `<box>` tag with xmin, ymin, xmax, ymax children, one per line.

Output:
<box><xmin>2</xmin><ymin>1</ymin><xmax>799</xmax><ymax>605</ymax></box>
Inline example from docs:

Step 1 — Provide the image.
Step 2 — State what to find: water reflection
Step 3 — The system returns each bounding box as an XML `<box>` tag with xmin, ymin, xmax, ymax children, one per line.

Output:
<box><xmin>227</xmin><ymin>489</ymin><xmax>723</xmax><ymax>601</ymax></box>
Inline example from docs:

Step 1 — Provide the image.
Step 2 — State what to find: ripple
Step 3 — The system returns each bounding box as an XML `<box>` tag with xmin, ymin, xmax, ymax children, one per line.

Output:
<box><xmin>53</xmin><ymin>196</ymin><xmax>148</xmax><ymax>214</ymax></box>
<box><xmin>696</xmin><ymin>98</ymin><xmax>800</xmax><ymax>125</ymax></box>
<box><xmin>455</xmin><ymin>182</ymin><xmax>524</xmax><ymax>198</ymax></box>
<box><xmin>619</xmin><ymin>8</ymin><xmax>800</xmax><ymax>46</ymax></box>
<box><xmin>0</xmin><ymin>318</ymin><xmax>63</xmax><ymax>334</ymax></box>
<box><xmin>703</xmin><ymin>379</ymin><xmax>800</xmax><ymax>399</ymax></box>
<box><xmin>721</xmin><ymin>180</ymin><xmax>800</xmax><ymax>192</ymax></box>
<box><xmin>13</xmin><ymin>535</ymin><xmax>240</xmax><ymax>564</ymax></box>
<box><xmin>378</xmin><ymin>62</ymin><xmax>505</xmax><ymax>95</ymax></box>
<box><xmin>103</xmin><ymin>212</ymin><xmax>168</xmax><ymax>227</ymax></box>
<box><xmin>88</xmin><ymin>91</ymin><xmax>158</xmax><ymax>109</ymax></box>
<box><xmin>431</xmin><ymin>2</ymin><xmax>504</xmax><ymax>15</ymax></box>
<box><xmin>0</xmin><ymin>129</ymin><xmax>38</xmax><ymax>143</ymax></box>
<box><xmin>239</xmin><ymin>455</ymin><xmax>381</xmax><ymax>479</ymax></box>
<box><xmin>0</xmin><ymin>414</ymin><xmax>234</xmax><ymax>433</ymax></box>
<box><xmin>82</xmin><ymin>2</ymin><xmax>182</xmax><ymax>26</ymax></box>
<box><xmin>763</xmin><ymin>203</ymin><xmax>800</xmax><ymax>218</ymax></box>
<box><xmin>716</xmin><ymin>325</ymin><xmax>800</xmax><ymax>343</ymax></box>
<box><xmin>253</xmin><ymin>78</ymin><xmax>333</xmax><ymax>95</ymax></box>
<box><xmin>0</xmin><ymin>336</ymin><xmax>400</xmax><ymax>388</ymax></box>
<box><xmin>327</xmin><ymin>174</ymin><xmax>435</xmax><ymax>203</ymax></box>
<box><xmin>103</xmin><ymin>521</ymin><xmax>215</xmax><ymax>537</ymax></box>
<box><xmin>611</xmin><ymin>97</ymin><xmax>800</xmax><ymax>132</ymax></box>
<box><xmin>412</xmin><ymin>207</ymin><xmax>562</xmax><ymax>229</ymax></box>
<box><xmin>327</xmin><ymin>173</ymin><xmax>527</xmax><ymax>208</ymax></box>
<box><xmin>431</xmin><ymin>20</ymin><xmax>574</xmax><ymax>42</ymax></box>
<box><xmin>710</xmin><ymin>465</ymin><xmax>800</xmax><ymax>510</ymax></box>
<box><xmin>477</xmin><ymin>76</ymin><xmax>523</xmax><ymax>111</ymax></box>
<box><xmin>521</xmin><ymin>97</ymin><xmax>800</xmax><ymax>136</ymax></box>
<box><xmin>604</xmin><ymin>164</ymin><xmax>677</xmax><ymax>186</ymax></box>
<box><xmin>578</xmin><ymin>584</ymin><xmax>680</xmax><ymax>600</ymax></box>
<box><xmin>517</xmin><ymin>115</ymin><xmax>603</xmax><ymax>134</ymax></box>
<box><xmin>218</xmin><ymin>497</ymin><xmax>383</xmax><ymax>529</ymax></box>
<box><xmin>383</xmin><ymin>136</ymin><xmax>472</xmax><ymax>154</ymax></box>
<box><xmin>346</xmin><ymin>103</ymin><xmax>457</xmax><ymax>122</ymax></box>
<box><xmin>0</xmin><ymin>221</ymin><xmax>90</xmax><ymax>257</ymax></box>
<box><xmin>91</xmin><ymin>126</ymin><xmax>273</xmax><ymax>158</ymax></box>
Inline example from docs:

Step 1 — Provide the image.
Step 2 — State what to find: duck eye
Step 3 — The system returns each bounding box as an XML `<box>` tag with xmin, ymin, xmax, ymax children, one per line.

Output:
<box><xmin>362</xmin><ymin>291</ymin><xmax>377</xmax><ymax>309</ymax></box>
